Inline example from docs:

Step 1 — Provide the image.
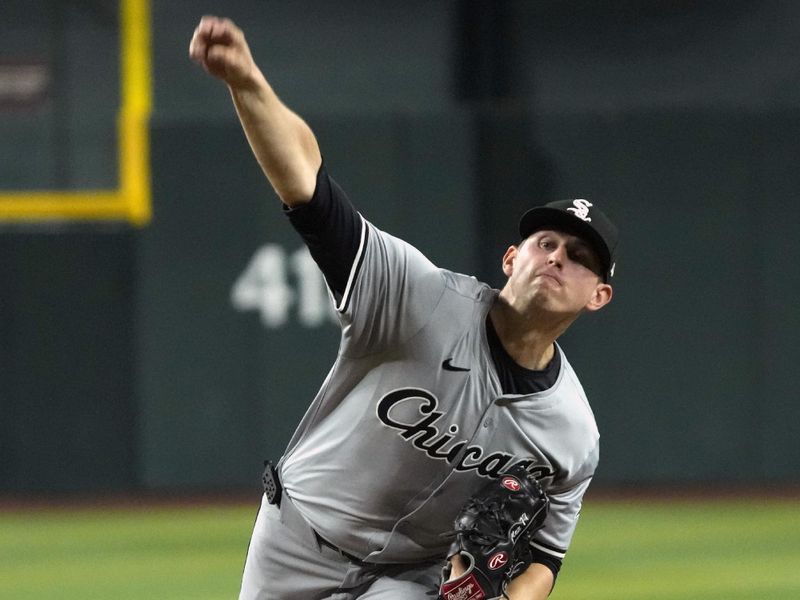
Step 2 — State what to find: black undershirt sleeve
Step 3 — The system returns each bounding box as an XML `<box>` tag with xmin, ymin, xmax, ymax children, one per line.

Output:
<box><xmin>531</xmin><ymin>548</ymin><xmax>562</xmax><ymax>582</ymax></box>
<box><xmin>283</xmin><ymin>162</ymin><xmax>363</xmax><ymax>302</ymax></box>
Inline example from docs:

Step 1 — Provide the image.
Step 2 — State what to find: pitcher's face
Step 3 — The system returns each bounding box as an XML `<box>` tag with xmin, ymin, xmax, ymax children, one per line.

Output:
<box><xmin>501</xmin><ymin>230</ymin><xmax>613</xmax><ymax>316</ymax></box>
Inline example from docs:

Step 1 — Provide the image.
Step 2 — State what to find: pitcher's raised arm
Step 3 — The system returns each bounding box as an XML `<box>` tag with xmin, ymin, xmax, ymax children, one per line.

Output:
<box><xmin>189</xmin><ymin>15</ymin><xmax>321</xmax><ymax>205</ymax></box>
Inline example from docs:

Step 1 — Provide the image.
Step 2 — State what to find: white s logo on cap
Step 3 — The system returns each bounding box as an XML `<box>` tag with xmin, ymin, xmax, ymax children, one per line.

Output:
<box><xmin>566</xmin><ymin>199</ymin><xmax>592</xmax><ymax>222</ymax></box>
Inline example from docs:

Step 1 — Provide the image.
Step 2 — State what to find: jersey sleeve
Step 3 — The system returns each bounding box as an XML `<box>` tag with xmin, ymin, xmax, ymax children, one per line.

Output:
<box><xmin>337</xmin><ymin>220</ymin><xmax>446</xmax><ymax>356</ymax></box>
<box><xmin>530</xmin><ymin>434</ymin><xmax>597</xmax><ymax>571</ymax></box>
<box><xmin>532</xmin><ymin>474</ymin><xmax>593</xmax><ymax>561</ymax></box>
<box><xmin>285</xmin><ymin>163</ymin><xmax>446</xmax><ymax>355</ymax></box>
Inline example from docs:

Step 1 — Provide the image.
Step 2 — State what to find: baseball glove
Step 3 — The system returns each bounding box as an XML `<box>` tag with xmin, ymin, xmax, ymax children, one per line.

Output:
<box><xmin>439</xmin><ymin>464</ymin><xmax>549</xmax><ymax>600</ymax></box>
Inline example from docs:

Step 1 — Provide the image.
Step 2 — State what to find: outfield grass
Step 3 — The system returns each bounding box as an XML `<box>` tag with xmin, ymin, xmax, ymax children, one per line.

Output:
<box><xmin>557</xmin><ymin>498</ymin><xmax>800</xmax><ymax>599</ymax></box>
<box><xmin>0</xmin><ymin>503</ymin><xmax>255</xmax><ymax>600</ymax></box>
<box><xmin>1</xmin><ymin>497</ymin><xmax>798</xmax><ymax>599</ymax></box>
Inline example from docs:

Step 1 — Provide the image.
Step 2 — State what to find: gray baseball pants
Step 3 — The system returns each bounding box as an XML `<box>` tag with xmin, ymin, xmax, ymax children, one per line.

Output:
<box><xmin>239</xmin><ymin>494</ymin><xmax>441</xmax><ymax>599</ymax></box>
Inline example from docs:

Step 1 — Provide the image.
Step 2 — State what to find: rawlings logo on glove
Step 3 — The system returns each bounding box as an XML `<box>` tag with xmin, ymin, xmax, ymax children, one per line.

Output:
<box><xmin>440</xmin><ymin>465</ymin><xmax>549</xmax><ymax>600</ymax></box>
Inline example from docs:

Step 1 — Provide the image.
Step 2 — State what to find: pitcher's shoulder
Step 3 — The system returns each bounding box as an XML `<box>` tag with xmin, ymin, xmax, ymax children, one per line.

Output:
<box><xmin>440</xmin><ymin>269</ymin><xmax>496</xmax><ymax>303</ymax></box>
<box><xmin>557</xmin><ymin>351</ymin><xmax>600</xmax><ymax>439</ymax></box>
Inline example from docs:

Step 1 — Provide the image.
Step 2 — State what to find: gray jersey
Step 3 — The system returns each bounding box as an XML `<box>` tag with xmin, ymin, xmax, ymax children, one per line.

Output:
<box><xmin>279</xmin><ymin>217</ymin><xmax>599</xmax><ymax>565</ymax></box>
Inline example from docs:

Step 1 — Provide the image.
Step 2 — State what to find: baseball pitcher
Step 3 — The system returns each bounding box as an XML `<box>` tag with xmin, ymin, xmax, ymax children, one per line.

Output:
<box><xmin>190</xmin><ymin>15</ymin><xmax>617</xmax><ymax>600</ymax></box>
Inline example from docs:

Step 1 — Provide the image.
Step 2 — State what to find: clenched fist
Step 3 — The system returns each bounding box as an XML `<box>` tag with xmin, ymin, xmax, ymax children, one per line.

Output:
<box><xmin>189</xmin><ymin>16</ymin><xmax>259</xmax><ymax>89</ymax></box>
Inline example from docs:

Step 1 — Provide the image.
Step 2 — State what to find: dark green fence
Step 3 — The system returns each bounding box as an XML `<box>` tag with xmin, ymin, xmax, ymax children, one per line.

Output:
<box><xmin>3</xmin><ymin>108</ymin><xmax>799</xmax><ymax>492</ymax></box>
<box><xmin>2</xmin><ymin>0</ymin><xmax>799</xmax><ymax>493</ymax></box>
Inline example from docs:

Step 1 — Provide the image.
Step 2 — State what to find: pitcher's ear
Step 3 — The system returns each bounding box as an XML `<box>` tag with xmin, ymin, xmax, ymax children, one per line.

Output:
<box><xmin>585</xmin><ymin>283</ymin><xmax>613</xmax><ymax>312</ymax></box>
<box><xmin>501</xmin><ymin>245</ymin><xmax>519</xmax><ymax>278</ymax></box>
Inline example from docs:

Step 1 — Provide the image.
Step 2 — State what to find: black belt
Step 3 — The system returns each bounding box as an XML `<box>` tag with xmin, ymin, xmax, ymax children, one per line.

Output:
<box><xmin>261</xmin><ymin>460</ymin><xmax>364</xmax><ymax>564</ymax></box>
<box><xmin>315</xmin><ymin>533</ymin><xmax>366</xmax><ymax>564</ymax></box>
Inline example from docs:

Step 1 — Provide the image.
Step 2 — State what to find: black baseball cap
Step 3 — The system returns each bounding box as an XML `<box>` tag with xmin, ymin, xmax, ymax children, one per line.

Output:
<box><xmin>518</xmin><ymin>199</ymin><xmax>618</xmax><ymax>282</ymax></box>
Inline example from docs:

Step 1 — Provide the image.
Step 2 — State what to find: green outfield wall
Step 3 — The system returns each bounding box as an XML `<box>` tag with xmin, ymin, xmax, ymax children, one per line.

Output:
<box><xmin>2</xmin><ymin>1</ymin><xmax>799</xmax><ymax>493</ymax></box>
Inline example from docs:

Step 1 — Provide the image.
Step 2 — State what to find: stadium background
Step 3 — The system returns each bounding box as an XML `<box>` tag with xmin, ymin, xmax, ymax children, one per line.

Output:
<box><xmin>3</xmin><ymin>0</ymin><xmax>799</xmax><ymax>494</ymax></box>
<box><xmin>1</xmin><ymin>2</ymin><xmax>799</xmax><ymax>597</ymax></box>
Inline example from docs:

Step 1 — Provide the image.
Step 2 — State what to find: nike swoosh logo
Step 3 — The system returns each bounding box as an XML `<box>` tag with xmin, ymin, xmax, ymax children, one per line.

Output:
<box><xmin>442</xmin><ymin>358</ymin><xmax>470</xmax><ymax>372</ymax></box>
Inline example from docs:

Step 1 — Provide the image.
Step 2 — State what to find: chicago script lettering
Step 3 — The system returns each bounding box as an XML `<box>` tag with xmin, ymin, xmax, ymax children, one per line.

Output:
<box><xmin>376</xmin><ymin>387</ymin><xmax>555</xmax><ymax>479</ymax></box>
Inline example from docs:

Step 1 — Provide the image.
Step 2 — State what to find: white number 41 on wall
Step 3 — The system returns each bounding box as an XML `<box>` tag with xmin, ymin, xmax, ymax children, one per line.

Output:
<box><xmin>230</xmin><ymin>244</ymin><xmax>337</xmax><ymax>328</ymax></box>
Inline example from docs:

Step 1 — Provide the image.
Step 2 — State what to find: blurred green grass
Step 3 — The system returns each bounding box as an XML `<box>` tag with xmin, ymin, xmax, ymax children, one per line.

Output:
<box><xmin>0</xmin><ymin>503</ymin><xmax>256</xmax><ymax>600</ymax></box>
<box><xmin>1</xmin><ymin>497</ymin><xmax>798</xmax><ymax>599</ymax></box>
<box><xmin>557</xmin><ymin>497</ymin><xmax>800</xmax><ymax>599</ymax></box>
